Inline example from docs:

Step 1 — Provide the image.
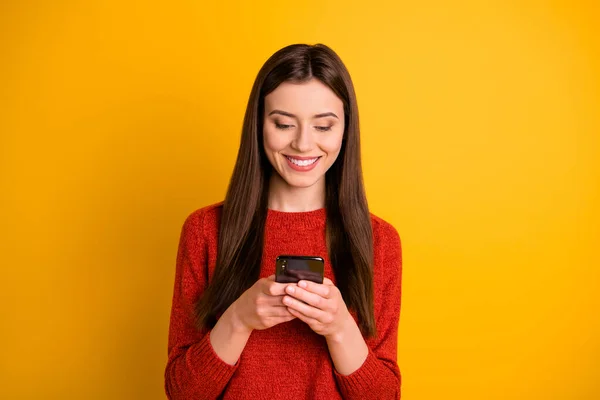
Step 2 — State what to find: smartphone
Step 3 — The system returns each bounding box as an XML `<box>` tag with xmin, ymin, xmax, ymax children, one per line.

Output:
<box><xmin>275</xmin><ymin>255</ymin><xmax>325</xmax><ymax>284</ymax></box>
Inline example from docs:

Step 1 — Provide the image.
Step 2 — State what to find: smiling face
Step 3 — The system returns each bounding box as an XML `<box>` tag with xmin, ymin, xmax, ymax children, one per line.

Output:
<box><xmin>262</xmin><ymin>78</ymin><xmax>345</xmax><ymax>190</ymax></box>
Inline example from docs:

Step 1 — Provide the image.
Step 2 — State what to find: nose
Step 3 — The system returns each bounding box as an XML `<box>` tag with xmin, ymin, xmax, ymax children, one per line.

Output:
<box><xmin>290</xmin><ymin>123</ymin><xmax>314</xmax><ymax>153</ymax></box>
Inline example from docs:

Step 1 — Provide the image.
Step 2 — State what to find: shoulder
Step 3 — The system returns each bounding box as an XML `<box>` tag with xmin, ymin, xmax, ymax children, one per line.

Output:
<box><xmin>369</xmin><ymin>213</ymin><xmax>402</xmax><ymax>299</ymax></box>
<box><xmin>369</xmin><ymin>212</ymin><xmax>401</xmax><ymax>249</ymax></box>
<box><xmin>369</xmin><ymin>212</ymin><xmax>402</xmax><ymax>271</ymax></box>
<box><xmin>181</xmin><ymin>201</ymin><xmax>224</xmax><ymax>238</ymax></box>
<box><xmin>185</xmin><ymin>201</ymin><xmax>223</xmax><ymax>222</ymax></box>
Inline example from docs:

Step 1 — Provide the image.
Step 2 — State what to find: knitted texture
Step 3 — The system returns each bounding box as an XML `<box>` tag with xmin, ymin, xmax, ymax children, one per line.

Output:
<box><xmin>164</xmin><ymin>202</ymin><xmax>402</xmax><ymax>399</ymax></box>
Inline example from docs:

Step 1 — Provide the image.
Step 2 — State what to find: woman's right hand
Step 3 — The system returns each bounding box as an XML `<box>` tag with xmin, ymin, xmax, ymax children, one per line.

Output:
<box><xmin>231</xmin><ymin>274</ymin><xmax>296</xmax><ymax>333</ymax></box>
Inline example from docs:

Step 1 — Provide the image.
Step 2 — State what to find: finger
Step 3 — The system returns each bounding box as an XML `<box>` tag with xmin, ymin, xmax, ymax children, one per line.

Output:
<box><xmin>266</xmin><ymin>274</ymin><xmax>275</xmax><ymax>281</ymax></box>
<box><xmin>257</xmin><ymin>294</ymin><xmax>298</xmax><ymax>307</ymax></box>
<box><xmin>287</xmin><ymin>307</ymin><xmax>319</xmax><ymax>326</ymax></box>
<box><xmin>272</xmin><ymin>315</ymin><xmax>296</xmax><ymax>325</ymax></box>
<box><xmin>262</xmin><ymin>295</ymin><xmax>290</xmax><ymax>307</ymax></box>
<box><xmin>285</xmin><ymin>285</ymin><xmax>327</xmax><ymax>310</ymax></box>
<box><xmin>283</xmin><ymin>295</ymin><xmax>328</xmax><ymax>322</ymax></box>
<box><xmin>265</xmin><ymin>306</ymin><xmax>295</xmax><ymax>317</ymax></box>
<box><xmin>262</xmin><ymin>280</ymin><xmax>292</xmax><ymax>296</ymax></box>
<box><xmin>323</xmin><ymin>277</ymin><xmax>334</xmax><ymax>286</ymax></box>
<box><xmin>297</xmin><ymin>280</ymin><xmax>332</xmax><ymax>298</ymax></box>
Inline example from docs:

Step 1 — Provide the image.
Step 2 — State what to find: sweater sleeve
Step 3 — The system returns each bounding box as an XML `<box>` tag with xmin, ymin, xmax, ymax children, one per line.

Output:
<box><xmin>333</xmin><ymin>221</ymin><xmax>402</xmax><ymax>399</ymax></box>
<box><xmin>164</xmin><ymin>209</ymin><xmax>238</xmax><ymax>399</ymax></box>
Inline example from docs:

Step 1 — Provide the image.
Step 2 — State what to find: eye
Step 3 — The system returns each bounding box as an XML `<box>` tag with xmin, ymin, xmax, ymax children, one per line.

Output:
<box><xmin>275</xmin><ymin>123</ymin><xmax>294</xmax><ymax>130</ymax></box>
<box><xmin>315</xmin><ymin>126</ymin><xmax>332</xmax><ymax>132</ymax></box>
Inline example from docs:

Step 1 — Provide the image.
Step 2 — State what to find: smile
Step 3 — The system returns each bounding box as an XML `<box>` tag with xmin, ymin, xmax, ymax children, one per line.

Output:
<box><xmin>284</xmin><ymin>155</ymin><xmax>322</xmax><ymax>172</ymax></box>
<box><xmin>285</xmin><ymin>156</ymin><xmax>320</xmax><ymax>166</ymax></box>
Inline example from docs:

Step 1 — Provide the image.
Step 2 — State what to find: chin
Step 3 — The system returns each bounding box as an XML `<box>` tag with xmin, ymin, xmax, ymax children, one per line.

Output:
<box><xmin>282</xmin><ymin>174</ymin><xmax>322</xmax><ymax>189</ymax></box>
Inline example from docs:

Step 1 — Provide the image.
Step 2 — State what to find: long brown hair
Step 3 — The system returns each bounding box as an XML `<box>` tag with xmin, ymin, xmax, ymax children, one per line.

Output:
<box><xmin>194</xmin><ymin>43</ymin><xmax>376</xmax><ymax>337</ymax></box>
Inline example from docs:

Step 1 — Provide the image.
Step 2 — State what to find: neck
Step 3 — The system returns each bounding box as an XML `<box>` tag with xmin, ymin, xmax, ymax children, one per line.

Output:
<box><xmin>267</xmin><ymin>172</ymin><xmax>326</xmax><ymax>212</ymax></box>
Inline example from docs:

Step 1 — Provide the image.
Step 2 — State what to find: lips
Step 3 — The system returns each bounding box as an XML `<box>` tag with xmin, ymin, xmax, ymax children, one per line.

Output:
<box><xmin>284</xmin><ymin>155</ymin><xmax>321</xmax><ymax>172</ymax></box>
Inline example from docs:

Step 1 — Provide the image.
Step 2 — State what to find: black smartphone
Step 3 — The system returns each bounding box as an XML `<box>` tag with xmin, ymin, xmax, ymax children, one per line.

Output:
<box><xmin>275</xmin><ymin>255</ymin><xmax>325</xmax><ymax>284</ymax></box>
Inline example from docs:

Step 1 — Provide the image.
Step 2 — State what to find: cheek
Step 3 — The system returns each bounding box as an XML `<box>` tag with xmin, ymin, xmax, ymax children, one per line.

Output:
<box><xmin>320</xmin><ymin>131</ymin><xmax>344</xmax><ymax>155</ymax></box>
<box><xmin>263</xmin><ymin>128</ymin><xmax>288</xmax><ymax>153</ymax></box>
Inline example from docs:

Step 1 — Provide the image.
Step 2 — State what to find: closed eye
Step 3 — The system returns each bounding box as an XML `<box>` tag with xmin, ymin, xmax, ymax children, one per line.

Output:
<box><xmin>275</xmin><ymin>123</ymin><xmax>332</xmax><ymax>132</ymax></box>
<box><xmin>275</xmin><ymin>123</ymin><xmax>294</xmax><ymax>130</ymax></box>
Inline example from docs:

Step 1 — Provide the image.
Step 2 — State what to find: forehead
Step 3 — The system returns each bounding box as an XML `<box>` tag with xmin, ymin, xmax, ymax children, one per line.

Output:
<box><xmin>264</xmin><ymin>79</ymin><xmax>344</xmax><ymax>116</ymax></box>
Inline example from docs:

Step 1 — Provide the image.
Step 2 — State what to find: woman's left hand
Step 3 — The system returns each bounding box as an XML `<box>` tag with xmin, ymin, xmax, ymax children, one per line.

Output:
<box><xmin>283</xmin><ymin>278</ymin><xmax>352</xmax><ymax>340</ymax></box>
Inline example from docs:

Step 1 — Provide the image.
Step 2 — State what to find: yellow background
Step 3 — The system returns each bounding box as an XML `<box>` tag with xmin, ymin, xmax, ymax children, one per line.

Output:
<box><xmin>1</xmin><ymin>1</ymin><xmax>598</xmax><ymax>399</ymax></box>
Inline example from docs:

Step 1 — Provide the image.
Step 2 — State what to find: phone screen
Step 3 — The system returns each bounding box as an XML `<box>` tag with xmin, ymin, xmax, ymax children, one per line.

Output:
<box><xmin>275</xmin><ymin>255</ymin><xmax>324</xmax><ymax>284</ymax></box>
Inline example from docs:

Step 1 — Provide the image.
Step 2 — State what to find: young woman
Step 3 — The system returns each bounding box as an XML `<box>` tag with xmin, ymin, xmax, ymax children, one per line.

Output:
<box><xmin>164</xmin><ymin>43</ymin><xmax>402</xmax><ymax>399</ymax></box>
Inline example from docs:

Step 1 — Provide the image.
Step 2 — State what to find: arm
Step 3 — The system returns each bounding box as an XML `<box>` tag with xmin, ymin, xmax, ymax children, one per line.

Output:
<box><xmin>283</xmin><ymin>221</ymin><xmax>403</xmax><ymax>398</ymax></box>
<box><xmin>209</xmin><ymin>305</ymin><xmax>252</xmax><ymax>365</ymax></box>
<box><xmin>325</xmin><ymin>316</ymin><xmax>369</xmax><ymax>375</ymax></box>
<box><xmin>164</xmin><ymin>210</ymin><xmax>248</xmax><ymax>400</ymax></box>
<box><xmin>332</xmin><ymin>222</ymin><xmax>403</xmax><ymax>399</ymax></box>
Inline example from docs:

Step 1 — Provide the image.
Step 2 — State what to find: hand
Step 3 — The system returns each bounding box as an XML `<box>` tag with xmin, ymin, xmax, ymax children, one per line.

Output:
<box><xmin>282</xmin><ymin>278</ymin><xmax>352</xmax><ymax>340</ymax></box>
<box><xmin>231</xmin><ymin>275</ymin><xmax>296</xmax><ymax>333</ymax></box>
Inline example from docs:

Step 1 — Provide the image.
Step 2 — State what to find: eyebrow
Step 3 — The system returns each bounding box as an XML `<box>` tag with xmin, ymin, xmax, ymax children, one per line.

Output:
<box><xmin>268</xmin><ymin>109</ymin><xmax>339</xmax><ymax>119</ymax></box>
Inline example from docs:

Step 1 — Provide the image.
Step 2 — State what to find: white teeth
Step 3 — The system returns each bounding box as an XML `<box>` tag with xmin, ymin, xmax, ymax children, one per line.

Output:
<box><xmin>287</xmin><ymin>156</ymin><xmax>319</xmax><ymax>166</ymax></box>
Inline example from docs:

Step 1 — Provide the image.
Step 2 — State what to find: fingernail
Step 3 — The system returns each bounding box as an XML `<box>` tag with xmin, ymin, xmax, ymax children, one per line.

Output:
<box><xmin>298</xmin><ymin>281</ymin><xmax>307</xmax><ymax>288</ymax></box>
<box><xmin>286</xmin><ymin>285</ymin><xmax>295</xmax><ymax>294</ymax></box>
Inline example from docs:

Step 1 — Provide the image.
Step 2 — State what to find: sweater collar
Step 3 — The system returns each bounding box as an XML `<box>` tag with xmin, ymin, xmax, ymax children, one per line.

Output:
<box><xmin>265</xmin><ymin>207</ymin><xmax>326</xmax><ymax>230</ymax></box>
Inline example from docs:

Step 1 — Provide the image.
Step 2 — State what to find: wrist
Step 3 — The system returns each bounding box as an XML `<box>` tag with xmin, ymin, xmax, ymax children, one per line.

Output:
<box><xmin>326</xmin><ymin>312</ymin><xmax>356</xmax><ymax>344</ymax></box>
<box><xmin>226</xmin><ymin>301</ymin><xmax>252</xmax><ymax>335</ymax></box>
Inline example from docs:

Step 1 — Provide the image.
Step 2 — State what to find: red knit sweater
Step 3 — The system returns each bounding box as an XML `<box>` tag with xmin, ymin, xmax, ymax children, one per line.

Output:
<box><xmin>164</xmin><ymin>202</ymin><xmax>402</xmax><ymax>399</ymax></box>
